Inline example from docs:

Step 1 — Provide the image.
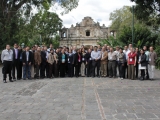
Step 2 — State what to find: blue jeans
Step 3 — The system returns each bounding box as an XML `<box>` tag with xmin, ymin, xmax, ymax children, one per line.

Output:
<box><xmin>23</xmin><ymin>62</ymin><xmax>31</xmax><ymax>79</ymax></box>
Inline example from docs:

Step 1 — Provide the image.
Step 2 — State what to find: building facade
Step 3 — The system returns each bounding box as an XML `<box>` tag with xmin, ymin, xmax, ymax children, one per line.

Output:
<box><xmin>59</xmin><ymin>16</ymin><xmax>116</xmax><ymax>47</ymax></box>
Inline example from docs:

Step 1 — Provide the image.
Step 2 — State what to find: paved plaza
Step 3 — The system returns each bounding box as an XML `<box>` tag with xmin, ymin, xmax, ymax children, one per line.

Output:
<box><xmin>0</xmin><ymin>67</ymin><xmax>160</xmax><ymax>120</ymax></box>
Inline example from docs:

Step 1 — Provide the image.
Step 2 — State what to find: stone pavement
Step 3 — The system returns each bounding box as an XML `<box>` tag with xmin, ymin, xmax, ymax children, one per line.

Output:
<box><xmin>0</xmin><ymin>68</ymin><xmax>160</xmax><ymax>120</ymax></box>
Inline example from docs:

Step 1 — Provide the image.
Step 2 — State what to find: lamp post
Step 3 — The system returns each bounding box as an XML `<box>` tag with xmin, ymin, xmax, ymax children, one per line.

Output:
<box><xmin>132</xmin><ymin>5</ymin><xmax>134</xmax><ymax>47</ymax></box>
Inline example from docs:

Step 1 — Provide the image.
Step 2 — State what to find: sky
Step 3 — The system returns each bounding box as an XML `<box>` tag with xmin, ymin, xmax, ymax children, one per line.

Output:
<box><xmin>50</xmin><ymin>0</ymin><xmax>135</xmax><ymax>28</ymax></box>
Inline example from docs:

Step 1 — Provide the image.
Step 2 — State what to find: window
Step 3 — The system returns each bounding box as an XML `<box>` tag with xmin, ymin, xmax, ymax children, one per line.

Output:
<box><xmin>62</xmin><ymin>32</ymin><xmax>66</xmax><ymax>37</ymax></box>
<box><xmin>86</xmin><ymin>30</ymin><xmax>90</xmax><ymax>36</ymax></box>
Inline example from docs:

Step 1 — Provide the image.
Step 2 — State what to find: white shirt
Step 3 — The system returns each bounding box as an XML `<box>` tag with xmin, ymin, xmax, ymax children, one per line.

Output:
<box><xmin>91</xmin><ymin>51</ymin><xmax>101</xmax><ymax>60</ymax></box>
<box><xmin>126</xmin><ymin>50</ymin><xmax>131</xmax><ymax>60</ymax></box>
<box><xmin>1</xmin><ymin>49</ymin><xmax>13</xmax><ymax>63</ymax></box>
<box><xmin>26</xmin><ymin>51</ymin><xmax>29</xmax><ymax>61</ymax></box>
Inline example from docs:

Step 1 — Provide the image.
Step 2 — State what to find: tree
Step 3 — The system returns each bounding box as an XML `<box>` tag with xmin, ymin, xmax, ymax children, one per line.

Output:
<box><xmin>98</xmin><ymin>36</ymin><xmax>124</xmax><ymax>48</ymax></box>
<box><xmin>109</xmin><ymin>6</ymin><xmax>139</xmax><ymax>34</ymax></box>
<box><xmin>0</xmin><ymin>0</ymin><xmax>79</xmax><ymax>48</ymax></box>
<box><xmin>118</xmin><ymin>24</ymin><xmax>158</xmax><ymax>48</ymax></box>
<box><xmin>11</xmin><ymin>10</ymin><xmax>62</xmax><ymax>47</ymax></box>
<box><xmin>131</xmin><ymin>0</ymin><xmax>160</xmax><ymax>31</ymax></box>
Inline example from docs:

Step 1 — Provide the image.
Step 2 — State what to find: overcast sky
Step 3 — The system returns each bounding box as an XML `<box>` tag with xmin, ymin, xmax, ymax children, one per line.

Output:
<box><xmin>50</xmin><ymin>0</ymin><xmax>135</xmax><ymax>28</ymax></box>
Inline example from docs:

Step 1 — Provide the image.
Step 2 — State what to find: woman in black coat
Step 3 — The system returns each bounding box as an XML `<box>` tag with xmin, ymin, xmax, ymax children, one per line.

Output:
<box><xmin>67</xmin><ymin>49</ymin><xmax>74</xmax><ymax>77</ymax></box>
<box><xmin>59</xmin><ymin>49</ymin><xmax>68</xmax><ymax>77</ymax></box>
<box><xmin>138</xmin><ymin>49</ymin><xmax>147</xmax><ymax>80</ymax></box>
<box><xmin>75</xmin><ymin>49</ymin><xmax>82</xmax><ymax>78</ymax></box>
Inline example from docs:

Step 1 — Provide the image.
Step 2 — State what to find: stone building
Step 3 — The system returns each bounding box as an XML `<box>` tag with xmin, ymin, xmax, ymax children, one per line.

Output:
<box><xmin>59</xmin><ymin>16</ymin><xmax>116</xmax><ymax>47</ymax></box>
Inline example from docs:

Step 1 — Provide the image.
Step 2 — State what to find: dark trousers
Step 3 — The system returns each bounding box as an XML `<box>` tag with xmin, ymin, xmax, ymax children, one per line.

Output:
<box><xmin>46</xmin><ymin>63</ymin><xmax>49</xmax><ymax>78</ymax></box>
<box><xmin>72</xmin><ymin>64</ymin><xmax>76</xmax><ymax>76</ymax></box>
<box><xmin>108</xmin><ymin>61</ymin><xmax>116</xmax><ymax>77</ymax></box>
<box><xmin>118</xmin><ymin>63</ymin><xmax>124</xmax><ymax>78</ymax></box>
<box><xmin>58</xmin><ymin>62</ymin><xmax>61</xmax><ymax>77</ymax></box>
<box><xmin>35</xmin><ymin>64</ymin><xmax>40</xmax><ymax>78</ymax></box>
<box><xmin>136</xmin><ymin>62</ymin><xmax>139</xmax><ymax>78</ymax></box>
<box><xmin>92</xmin><ymin>60</ymin><xmax>100</xmax><ymax>77</ymax></box>
<box><xmin>87</xmin><ymin>61</ymin><xmax>92</xmax><ymax>77</ymax></box>
<box><xmin>145</xmin><ymin>62</ymin><xmax>149</xmax><ymax>79</ymax></box>
<box><xmin>141</xmin><ymin>69</ymin><xmax>145</xmax><ymax>78</ymax></box>
<box><xmin>12</xmin><ymin>59</ymin><xmax>20</xmax><ymax>79</ymax></box>
<box><xmin>40</xmin><ymin>62</ymin><xmax>47</xmax><ymax>78</ymax></box>
<box><xmin>123</xmin><ymin>62</ymin><xmax>128</xmax><ymax>78</ymax></box>
<box><xmin>60</xmin><ymin>63</ymin><xmax>66</xmax><ymax>77</ymax></box>
<box><xmin>49</xmin><ymin>64</ymin><xmax>54</xmax><ymax>78</ymax></box>
<box><xmin>19</xmin><ymin>61</ymin><xmax>23</xmax><ymax>79</ymax></box>
<box><xmin>75</xmin><ymin>62</ymin><xmax>81</xmax><ymax>77</ymax></box>
<box><xmin>54</xmin><ymin>62</ymin><xmax>59</xmax><ymax>77</ymax></box>
<box><xmin>3</xmin><ymin>61</ymin><xmax>12</xmax><ymax>80</ymax></box>
<box><xmin>68</xmin><ymin>63</ymin><xmax>74</xmax><ymax>77</ymax></box>
<box><xmin>23</xmin><ymin>62</ymin><xmax>31</xmax><ymax>79</ymax></box>
<box><xmin>65</xmin><ymin>63</ymin><xmax>68</xmax><ymax>76</ymax></box>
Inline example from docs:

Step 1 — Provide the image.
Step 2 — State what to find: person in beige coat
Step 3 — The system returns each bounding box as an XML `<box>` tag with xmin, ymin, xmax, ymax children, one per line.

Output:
<box><xmin>34</xmin><ymin>47</ymin><xmax>41</xmax><ymax>79</ymax></box>
<box><xmin>47</xmin><ymin>49</ymin><xmax>55</xmax><ymax>78</ymax></box>
<box><xmin>101</xmin><ymin>47</ymin><xmax>108</xmax><ymax>77</ymax></box>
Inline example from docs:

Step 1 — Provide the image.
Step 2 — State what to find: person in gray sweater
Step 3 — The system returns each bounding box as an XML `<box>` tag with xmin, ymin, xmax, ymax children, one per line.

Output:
<box><xmin>148</xmin><ymin>46</ymin><xmax>157</xmax><ymax>80</ymax></box>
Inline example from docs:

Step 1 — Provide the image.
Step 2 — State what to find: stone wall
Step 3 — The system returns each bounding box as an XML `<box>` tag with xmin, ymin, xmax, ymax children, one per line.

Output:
<box><xmin>59</xmin><ymin>16</ymin><xmax>116</xmax><ymax>47</ymax></box>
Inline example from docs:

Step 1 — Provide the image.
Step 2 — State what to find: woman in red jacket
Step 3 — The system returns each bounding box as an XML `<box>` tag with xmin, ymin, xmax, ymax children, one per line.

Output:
<box><xmin>128</xmin><ymin>48</ymin><xmax>137</xmax><ymax>80</ymax></box>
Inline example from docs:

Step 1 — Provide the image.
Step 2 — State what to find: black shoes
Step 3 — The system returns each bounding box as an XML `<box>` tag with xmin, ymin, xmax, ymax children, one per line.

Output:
<box><xmin>3</xmin><ymin>80</ymin><xmax>7</xmax><ymax>83</ymax></box>
<box><xmin>3</xmin><ymin>79</ymin><xmax>13</xmax><ymax>83</ymax></box>
<box><xmin>139</xmin><ymin>77</ymin><xmax>144</xmax><ymax>81</ymax></box>
<box><xmin>13</xmin><ymin>77</ymin><xmax>16</xmax><ymax>81</ymax></box>
<box><xmin>9</xmin><ymin>80</ymin><xmax>14</xmax><ymax>82</ymax></box>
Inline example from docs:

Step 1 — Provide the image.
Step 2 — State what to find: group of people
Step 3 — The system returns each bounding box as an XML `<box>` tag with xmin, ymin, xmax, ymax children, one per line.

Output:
<box><xmin>1</xmin><ymin>43</ymin><xmax>157</xmax><ymax>83</ymax></box>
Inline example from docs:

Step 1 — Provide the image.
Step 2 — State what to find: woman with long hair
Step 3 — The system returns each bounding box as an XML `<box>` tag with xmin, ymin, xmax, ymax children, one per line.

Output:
<box><xmin>128</xmin><ymin>48</ymin><xmax>137</xmax><ymax>80</ymax></box>
<box><xmin>138</xmin><ymin>49</ymin><xmax>147</xmax><ymax>81</ymax></box>
<box><xmin>117</xmin><ymin>48</ymin><xmax>126</xmax><ymax>80</ymax></box>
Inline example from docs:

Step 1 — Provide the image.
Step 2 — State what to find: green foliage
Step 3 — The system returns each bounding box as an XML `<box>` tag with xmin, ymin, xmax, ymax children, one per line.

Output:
<box><xmin>52</xmin><ymin>35</ymin><xmax>60</xmax><ymax>49</ymax></box>
<box><xmin>98</xmin><ymin>36</ymin><xmax>124</xmax><ymax>48</ymax></box>
<box><xmin>109</xmin><ymin>6</ymin><xmax>139</xmax><ymax>34</ymax></box>
<box><xmin>155</xmin><ymin>45</ymin><xmax>160</xmax><ymax>69</ymax></box>
<box><xmin>131</xmin><ymin>0</ymin><xmax>160</xmax><ymax>31</ymax></box>
<box><xmin>0</xmin><ymin>0</ymin><xmax>79</xmax><ymax>50</ymax></box>
<box><xmin>118</xmin><ymin>24</ymin><xmax>158</xmax><ymax>48</ymax></box>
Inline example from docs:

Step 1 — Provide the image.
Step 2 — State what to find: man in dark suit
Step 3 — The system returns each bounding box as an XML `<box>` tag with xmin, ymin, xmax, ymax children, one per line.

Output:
<box><xmin>12</xmin><ymin>43</ymin><xmax>21</xmax><ymax>80</ymax></box>
<box><xmin>85</xmin><ymin>49</ymin><xmax>92</xmax><ymax>77</ymax></box>
<box><xmin>40</xmin><ymin>46</ymin><xmax>48</xmax><ymax>78</ymax></box>
<box><xmin>72</xmin><ymin>46</ymin><xmax>77</xmax><ymax>76</ymax></box>
<box><xmin>67</xmin><ymin>49</ymin><xmax>74</xmax><ymax>77</ymax></box>
<box><xmin>22</xmin><ymin>46</ymin><xmax>33</xmax><ymax>80</ymax></box>
<box><xmin>57</xmin><ymin>47</ymin><xmax>62</xmax><ymax>77</ymax></box>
